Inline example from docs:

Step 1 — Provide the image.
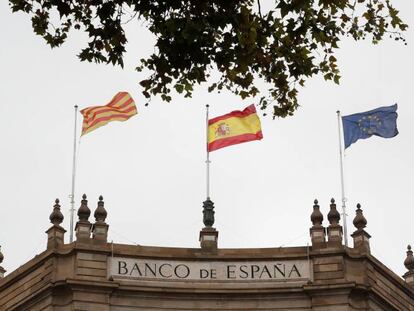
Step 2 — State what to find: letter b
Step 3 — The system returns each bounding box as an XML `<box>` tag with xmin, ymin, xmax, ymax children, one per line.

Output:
<box><xmin>118</xmin><ymin>261</ymin><xmax>128</xmax><ymax>275</ymax></box>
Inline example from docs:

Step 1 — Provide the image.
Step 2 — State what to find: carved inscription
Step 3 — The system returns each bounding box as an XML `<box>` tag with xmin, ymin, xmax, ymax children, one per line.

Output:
<box><xmin>109</xmin><ymin>257</ymin><xmax>310</xmax><ymax>281</ymax></box>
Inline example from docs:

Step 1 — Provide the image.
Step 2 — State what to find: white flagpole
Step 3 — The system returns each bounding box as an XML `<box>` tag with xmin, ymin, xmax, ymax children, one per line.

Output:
<box><xmin>336</xmin><ymin>111</ymin><xmax>348</xmax><ymax>247</ymax></box>
<box><xmin>69</xmin><ymin>105</ymin><xmax>79</xmax><ymax>243</ymax></box>
<box><xmin>206</xmin><ymin>104</ymin><xmax>211</xmax><ymax>199</ymax></box>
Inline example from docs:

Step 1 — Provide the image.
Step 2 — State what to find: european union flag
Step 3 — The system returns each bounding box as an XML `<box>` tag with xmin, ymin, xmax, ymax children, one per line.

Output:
<box><xmin>342</xmin><ymin>104</ymin><xmax>398</xmax><ymax>149</ymax></box>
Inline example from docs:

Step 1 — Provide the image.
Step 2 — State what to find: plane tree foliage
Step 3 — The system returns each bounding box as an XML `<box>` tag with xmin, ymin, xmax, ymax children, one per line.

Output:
<box><xmin>9</xmin><ymin>0</ymin><xmax>407</xmax><ymax>117</ymax></box>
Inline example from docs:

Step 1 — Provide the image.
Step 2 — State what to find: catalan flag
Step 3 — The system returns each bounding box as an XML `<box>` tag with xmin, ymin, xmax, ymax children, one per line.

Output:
<box><xmin>208</xmin><ymin>104</ymin><xmax>263</xmax><ymax>152</ymax></box>
<box><xmin>80</xmin><ymin>92</ymin><xmax>137</xmax><ymax>136</ymax></box>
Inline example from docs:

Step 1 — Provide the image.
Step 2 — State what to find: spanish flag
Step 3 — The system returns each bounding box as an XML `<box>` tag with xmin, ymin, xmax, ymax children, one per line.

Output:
<box><xmin>80</xmin><ymin>92</ymin><xmax>137</xmax><ymax>136</ymax></box>
<box><xmin>208</xmin><ymin>104</ymin><xmax>263</xmax><ymax>152</ymax></box>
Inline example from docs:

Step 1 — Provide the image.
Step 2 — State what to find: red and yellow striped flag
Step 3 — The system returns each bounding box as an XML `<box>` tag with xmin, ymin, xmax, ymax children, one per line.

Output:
<box><xmin>208</xmin><ymin>104</ymin><xmax>263</xmax><ymax>151</ymax></box>
<box><xmin>80</xmin><ymin>92</ymin><xmax>137</xmax><ymax>136</ymax></box>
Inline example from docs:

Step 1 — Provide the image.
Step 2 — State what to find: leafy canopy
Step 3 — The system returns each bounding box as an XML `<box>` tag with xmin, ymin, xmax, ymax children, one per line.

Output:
<box><xmin>9</xmin><ymin>0</ymin><xmax>407</xmax><ymax>117</ymax></box>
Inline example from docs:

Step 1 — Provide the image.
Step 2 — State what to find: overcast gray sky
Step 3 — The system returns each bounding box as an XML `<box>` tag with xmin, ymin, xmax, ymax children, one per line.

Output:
<box><xmin>0</xmin><ymin>1</ymin><xmax>413</xmax><ymax>277</ymax></box>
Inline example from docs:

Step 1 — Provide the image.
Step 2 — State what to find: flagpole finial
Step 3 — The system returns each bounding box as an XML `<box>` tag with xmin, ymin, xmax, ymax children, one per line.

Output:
<box><xmin>200</xmin><ymin>198</ymin><xmax>218</xmax><ymax>251</ymax></box>
<box><xmin>202</xmin><ymin>198</ymin><xmax>215</xmax><ymax>228</ymax></box>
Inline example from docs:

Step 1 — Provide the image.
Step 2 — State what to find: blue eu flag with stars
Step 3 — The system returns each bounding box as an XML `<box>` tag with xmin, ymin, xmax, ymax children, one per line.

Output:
<box><xmin>342</xmin><ymin>104</ymin><xmax>398</xmax><ymax>149</ymax></box>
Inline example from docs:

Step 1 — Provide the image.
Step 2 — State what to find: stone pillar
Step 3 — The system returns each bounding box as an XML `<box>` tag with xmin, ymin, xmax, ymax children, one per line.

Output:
<box><xmin>92</xmin><ymin>196</ymin><xmax>109</xmax><ymax>243</ymax></box>
<box><xmin>403</xmin><ymin>245</ymin><xmax>414</xmax><ymax>286</ymax></box>
<box><xmin>0</xmin><ymin>246</ymin><xmax>5</xmax><ymax>278</ymax></box>
<box><xmin>327</xmin><ymin>198</ymin><xmax>343</xmax><ymax>247</ymax></box>
<box><xmin>310</xmin><ymin>199</ymin><xmax>326</xmax><ymax>248</ymax></box>
<box><xmin>351</xmin><ymin>204</ymin><xmax>371</xmax><ymax>253</ymax></box>
<box><xmin>199</xmin><ymin>198</ymin><xmax>218</xmax><ymax>251</ymax></box>
<box><xmin>46</xmin><ymin>199</ymin><xmax>66</xmax><ymax>249</ymax></box>
<box><xmin>75</xmin><ymin>194</ymin><xmax>92</xmax><ymax>242</ymax></box>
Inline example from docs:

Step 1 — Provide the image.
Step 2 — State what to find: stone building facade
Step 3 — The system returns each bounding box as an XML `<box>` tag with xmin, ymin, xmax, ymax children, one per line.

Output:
<box><xmin>1</xmin><ymin>196</ymin><xmax>414</xmax><ymax>310</ymax></box>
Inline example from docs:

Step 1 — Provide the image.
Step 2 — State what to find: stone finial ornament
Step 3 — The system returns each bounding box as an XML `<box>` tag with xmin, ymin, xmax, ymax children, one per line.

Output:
<box><xmin>49</xmin><ymin>199</ymin><xmax>64</xmax><ymax>226</ymax></box>
<box><xmin>327</xmin><ymin>198</ymin><xmax>340</xmax><ymax>225</ymax></box>
<box><xmin>77</xmin><ymin>194</ymin><xmax>91</xmax><ymax>222</ymax></box>
<box><xmin>46</xmin><ymin>198</ymin><xmax>66</xmax><ymax>250</ymax></box>
<box><xmin>351</xmin><ymin>203</ymin><xmax>370</xmax><ymax>253</ymax></box>
<box><xmin>353</xmin><ymin>203</ymin><xmax>367</xmax><ymax>230</ymax></box>
<box><xmin>326</xmin><ymin>198</ymin><xmax>343</xmax><ymax>247</ymax></box>
<box><xmin>75</xmin><ymin>194</ymin><xmax>92</xmax><ymax>242</ymax></box>
<box><xmin>203</xmin><ymin>198</ymin><xmax>215</xmax><ymax>228</ymax></box>
<box><xmin>309</xmin><ymin>199</ymin><xmax>326</xmax><ymax>248</ymax></box>
<box><xmin>404</xmin><ymin>245</ymin><xmax>414</xmax><ymax>272</ymax></box>
<box><xmin>0</xmin><ymin>246</ymin><xmax>5</xmax><ymax>278</ymax></box>
<box><xmin>94</xmin><ymin>195</ymin><xmax>107</xmax><ymax>223</ymax></box>
<box><xmin>310</xmin><ymin>199</ymin><xmax>323</xmax><ymax>226</ymax></box>
<box><xmin>92</xmin><ymin>195</ymin><xmax>109</xmax><ymax>243</ymax></box>
<box><xmin>0</xmin><ymin>246</ymin><xmax>3</xmax><ymax>264</ymax></box>
<box><xmin>403</xmin><ymin>244</ymin><xmax>414</xmax><ymax>286</ymax></box>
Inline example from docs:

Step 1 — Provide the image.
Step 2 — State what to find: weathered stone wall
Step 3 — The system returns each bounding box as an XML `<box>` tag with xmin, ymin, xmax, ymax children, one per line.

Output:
<box><xmin>1</xmin><ymin>244</ymin><xmax>414</xmax><ymax>310</ymax></box>
<box><xmin>0</xmin><ymin>254</ymin><xmax>54</xmax><ymax>310</ymax></box>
